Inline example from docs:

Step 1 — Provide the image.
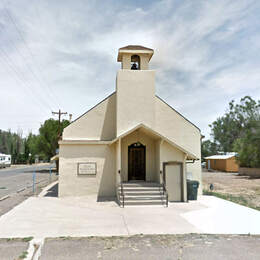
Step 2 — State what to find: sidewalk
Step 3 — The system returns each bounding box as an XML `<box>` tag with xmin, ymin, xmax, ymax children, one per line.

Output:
<box><xmin>0</xmin><ymin>193</ymin><xmax>260</xmax><ymax>239</ymax></box>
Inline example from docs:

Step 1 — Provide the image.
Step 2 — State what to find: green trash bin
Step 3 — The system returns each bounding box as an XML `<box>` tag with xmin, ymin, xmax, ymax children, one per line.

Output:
<box><xmin>187</xmin><ymin>180</ymin><xmax>199</xmax><ymax>200</ymax></box>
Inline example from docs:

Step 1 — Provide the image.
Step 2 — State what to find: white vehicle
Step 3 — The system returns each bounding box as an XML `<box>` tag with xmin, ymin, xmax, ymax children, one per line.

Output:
<box><xmin>0</xmin><ymin>154</ymin><xmax>4</xmax><ymax>168</ymax></box>
<box><xmin>0</xmin><ymin>154</ymin><xmax>11</xmax><ymax>168</ymax></box>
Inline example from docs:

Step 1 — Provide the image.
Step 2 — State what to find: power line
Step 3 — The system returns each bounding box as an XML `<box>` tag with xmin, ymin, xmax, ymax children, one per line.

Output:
<box><xmin>0</xmin><ymin>47</ymin><xmax>52</xmax><ymax>113</ymax></box>
<box><xmin>0</xmin><ymin>46</ymin><xmax>53</xmax><ymax>112</ymax></box>
<box><xmin>2</xmin><ymin>2</ymin><xmax>61</xmax><ymax>109</ymax></box>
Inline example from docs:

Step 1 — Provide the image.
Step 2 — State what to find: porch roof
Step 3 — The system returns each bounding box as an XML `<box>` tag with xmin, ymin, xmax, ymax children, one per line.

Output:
<box><xmin>111</xmin><ymin>124</ymin><xmax>199</xmax><ymax>160</ymax></box>
<box><xmin>59</xmin><ymin>123</ymin><xmax>199</xmax><ymax>160</ymax></box>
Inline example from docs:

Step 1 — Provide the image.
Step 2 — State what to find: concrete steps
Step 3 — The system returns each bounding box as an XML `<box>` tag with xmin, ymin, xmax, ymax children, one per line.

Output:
<box><xmin>118</xmin><ymin>182</ymin><xmax>167</xmax><ymax>207</ymax></box>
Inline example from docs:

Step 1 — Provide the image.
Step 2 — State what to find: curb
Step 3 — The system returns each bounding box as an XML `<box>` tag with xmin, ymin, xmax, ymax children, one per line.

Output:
<box><xmin>0</xmin><ymin>195</ymin><xmax>10</xmax><ymax>201</ymax></box>
<box><xmin>17</xmin><ymin>188</ymin><xmax>26</xmax><ymax>193</ymax></box>
<box><xmin>38</xmin><ymin>181</ymin><xmax>58</xmax><ymax>197</ymax></box>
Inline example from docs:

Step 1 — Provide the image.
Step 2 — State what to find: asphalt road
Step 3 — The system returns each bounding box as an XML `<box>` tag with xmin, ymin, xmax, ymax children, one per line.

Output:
<box><xmin>0</xmin><ymin>163</ymin><xmax>55</xmax><ymax>198</ymax></box>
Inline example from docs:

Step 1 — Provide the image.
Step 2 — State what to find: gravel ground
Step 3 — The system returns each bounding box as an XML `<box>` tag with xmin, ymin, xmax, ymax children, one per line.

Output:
<box><xmin>40</xmin><ymin>234</ymin><xmax>260</xmax><ymax>260</ymax></box>
<box><xmin>202</xmin><ymin>170</ymin><xmax>260</xmax><ymax>209</ymax></box>
<box><xmin>0</xmin><ymin>238</ymin><xmax>29</xmax><ymax>260</ymax></box>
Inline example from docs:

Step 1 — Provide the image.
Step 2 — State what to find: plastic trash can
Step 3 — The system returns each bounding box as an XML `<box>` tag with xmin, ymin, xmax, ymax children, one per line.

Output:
<box><xmin>187</xmin><ymin>180</ymin><xmax>199</xmax><ymax>200</ymax></box>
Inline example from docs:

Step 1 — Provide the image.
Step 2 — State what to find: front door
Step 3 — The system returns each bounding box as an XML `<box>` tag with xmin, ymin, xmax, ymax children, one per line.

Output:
<box><xmin>128</xmin><ymin>143</ymin><xmax>146</xmax><ymax>181</ymax></box>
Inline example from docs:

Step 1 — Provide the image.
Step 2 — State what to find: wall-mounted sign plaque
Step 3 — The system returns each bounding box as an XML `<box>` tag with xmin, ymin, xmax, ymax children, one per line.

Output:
<box><xmin>78</xmin><ymin>162</ymin><xmax>97</xmax><ymax>175</ymax></box>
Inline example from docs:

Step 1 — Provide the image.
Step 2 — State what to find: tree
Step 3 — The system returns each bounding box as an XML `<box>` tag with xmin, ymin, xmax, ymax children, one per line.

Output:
<box><xmin>201</xmin><ymin>140</ymin><xmax>218</xmax><ymax>159</ymax></box>
<box><xmin>233</xmin><ymin>117</ymin><xmax>260</xmax><ymax>168</ymax></box>
<box><xmin>36</xmin><ymin>119</ymin><xmax>70</xmax><ymax>160</ymax></box>
<box><xmin>209</xmin><ymin>96</ymin><xmax>260</xmax><ymax>152</ymax></box>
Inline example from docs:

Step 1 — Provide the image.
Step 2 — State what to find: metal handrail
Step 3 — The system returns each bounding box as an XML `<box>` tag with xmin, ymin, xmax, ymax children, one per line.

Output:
<box><xmin>160</xmin><ymin>171</ymin><xmax>168</xmax><ymax>207</ymax></box>
<box><xmin>162</xmin><ymin>182</ymin><xmax>168</xmax><ymax>207</ymax></box>
<box><xmin>118</xmin><ymin>170</ymin><xmax>125</xmax><ymax>208</ymax></box>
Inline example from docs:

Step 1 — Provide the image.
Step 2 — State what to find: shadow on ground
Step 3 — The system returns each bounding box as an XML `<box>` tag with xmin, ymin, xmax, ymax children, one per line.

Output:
<box><xmin>44</xmin><ymin>183</ymin><xmax>58</xmax><ymax>197</ymax></box>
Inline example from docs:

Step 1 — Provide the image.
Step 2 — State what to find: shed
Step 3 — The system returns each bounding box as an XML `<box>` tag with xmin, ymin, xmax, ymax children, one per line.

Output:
<box><xmin>205</xmin><ymin>154</ymin><xmax>239</xmax><ymax>172</ymax></box>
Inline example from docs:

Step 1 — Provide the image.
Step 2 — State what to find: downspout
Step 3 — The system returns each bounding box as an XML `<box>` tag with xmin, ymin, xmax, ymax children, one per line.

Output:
<box><xmin>186</xmin><ymin>159</ymin><xmax>197</xmax><ymax>164</ymax></box>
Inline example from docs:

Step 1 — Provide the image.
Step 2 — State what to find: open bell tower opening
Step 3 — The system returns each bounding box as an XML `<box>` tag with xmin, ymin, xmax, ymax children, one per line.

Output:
<box><xmin>117</xmin><ymin>45</ymin><xmax>154</xmax><ymax>70</ymax></box>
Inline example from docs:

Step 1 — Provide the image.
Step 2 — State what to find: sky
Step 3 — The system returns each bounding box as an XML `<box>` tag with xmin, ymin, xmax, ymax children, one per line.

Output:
<box><xmin>0</xmin><ymin>0</ymin><xmax>260</xmax><ymax>139</ymax></box>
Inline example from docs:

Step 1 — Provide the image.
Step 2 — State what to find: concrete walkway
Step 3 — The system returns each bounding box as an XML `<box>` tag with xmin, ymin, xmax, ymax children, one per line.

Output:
<box><xmin>0</xmin><ymin>195</ymin><xmax>259</xmax><ymax>239</ymax></box>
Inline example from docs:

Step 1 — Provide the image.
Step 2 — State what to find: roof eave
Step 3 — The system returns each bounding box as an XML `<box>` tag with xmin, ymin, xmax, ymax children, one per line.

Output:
<box><xmin>117</xmin><ymin>49</ymin><xmax>154</xmax><ymax>62</ymax></box>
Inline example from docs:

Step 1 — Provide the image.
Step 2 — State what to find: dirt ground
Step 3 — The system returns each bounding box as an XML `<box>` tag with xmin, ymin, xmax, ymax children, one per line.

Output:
<box><xmin>40</xmin><ymin>234</ymin><xmax>260</xmax><ymax>260</ymax></box>
<box><xmin>202</xmin><ymin>169</ymin><xmax>260</xmax><ymax>210</ymax></box>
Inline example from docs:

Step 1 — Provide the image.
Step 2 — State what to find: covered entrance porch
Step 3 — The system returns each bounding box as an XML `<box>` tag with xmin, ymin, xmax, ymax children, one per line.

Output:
<box><xmin>112</xmin><ymin>124</ymin><xmax>198</xmax><ymax>207</ymax></box>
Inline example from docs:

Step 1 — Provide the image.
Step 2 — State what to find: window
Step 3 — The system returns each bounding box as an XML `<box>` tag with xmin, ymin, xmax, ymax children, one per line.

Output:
<box><xmin>131</xmin><ymin>55</ymin><xmax>140</xmax><ymax>70</ymax></box>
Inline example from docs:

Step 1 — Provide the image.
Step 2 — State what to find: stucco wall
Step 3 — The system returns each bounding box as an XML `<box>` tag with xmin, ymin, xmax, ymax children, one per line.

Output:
<box><xmin>59</xmin><ymin>144</ymin><xmax>116</xmax><ymax>198</ymax></box>
<box><xmin>116</xmin><ymin>70</ymin><xmax>155</xmax><ymax>136</ymax></box>
<box><xmin>160</xmin><ymin>141</ymin><xmax>188</xmax><ymax>201</ymax></box>
<box><xmin>121</xmin><ymin>130</ymin><xmax>157</xmax><ymax>182</ymax></box>
<box><xmin>186</xmin><ymin>161</ymin><xmax>202</xmax><ymax>195</ymax></box>
<box><xmin>155</xmin><ymin>97</ymin><xmax>201</xmax><ymax>158</ymax></box>
<box><xmin>155</xmin><ymin>140</ymin><xmax>161</xmax><ymax>183</ymax></box>
<box><xmin>63</xmin><ymin>93</ymin><xmax>116</xmax><ymax>141</ymax></box>
<box><xmin>160</xmin><ymin>141</ymin><xmax>185</xmax><ymax>163</ymax></box>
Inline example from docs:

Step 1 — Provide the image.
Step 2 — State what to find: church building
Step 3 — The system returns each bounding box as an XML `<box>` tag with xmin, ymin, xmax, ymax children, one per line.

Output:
<box><xmin>58</xmin><ymin>45</ymin><xmax>202</xmax><ymax>206</ymax></box>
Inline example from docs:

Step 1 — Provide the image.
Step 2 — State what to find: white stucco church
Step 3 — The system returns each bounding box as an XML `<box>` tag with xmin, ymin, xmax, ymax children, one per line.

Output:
<box><xmin>59</xmin><ymin>45</ymin><xmax>202</xmax><ymax>206</ymax></box>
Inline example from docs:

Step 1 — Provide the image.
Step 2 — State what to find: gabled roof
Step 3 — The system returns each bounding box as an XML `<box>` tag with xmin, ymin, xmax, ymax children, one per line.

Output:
<box><xmin>205</xmin><ymin>153</ymin><xmax>237</xmax><ymax>160</ymax></box>
<box><xmin>60</xmin><ymin>123</ymin><xmax>198</xmax><ymax>160</ymax></box>
<box><xmin>119</xmin><ymin>45</ymin><xmax>154</xmax><ymax>51</ymax></box>
<box><xmin>111</xmin><ymin>123</ymin><xmax>198</xmax><ymax>160</ymax></box>
<box><xmin>117</xmin><ymin>45</ymin><xmax>154</xmax><ymax>62</ymax></box>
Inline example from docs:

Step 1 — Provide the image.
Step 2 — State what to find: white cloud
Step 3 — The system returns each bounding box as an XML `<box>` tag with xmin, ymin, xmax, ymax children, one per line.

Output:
<box><xmin>0</xmin><ymin>0</ymin><xmax>260</xmax><ymax>138</ymax></box>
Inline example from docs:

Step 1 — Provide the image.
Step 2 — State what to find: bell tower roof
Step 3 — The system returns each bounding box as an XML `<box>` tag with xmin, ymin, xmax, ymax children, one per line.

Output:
<box><xmin>117</xmin><ymin>45</ymin><xmax>154</xmax><ymax>62</ymax></box>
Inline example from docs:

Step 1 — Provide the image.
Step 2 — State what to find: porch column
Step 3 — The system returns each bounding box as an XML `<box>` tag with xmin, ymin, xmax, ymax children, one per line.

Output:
<box><xmin>116</xmin><ymin>138</ymin><xmax>122</xmax><ymax>185</ymax></box>
<box><xmin>183</xmin><ymin>154</ymin><xmax>188</xmax><ymax>202</ymax></box>
<box><xmin>156</xmin><ymin>139</ymin><xmax>164</xmax><ymax>184</ymax></box>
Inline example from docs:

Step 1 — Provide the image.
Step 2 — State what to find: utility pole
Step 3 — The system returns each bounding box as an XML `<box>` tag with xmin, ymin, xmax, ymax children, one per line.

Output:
<box><xmin>69</xmin><ymin>114</ymin><xmax>72</xmax><ymax>122</ymax></box>
<box><xmin>52</xmin><ymin>109</ymin><xmax>67</xmax><ymax>139</ymax></box>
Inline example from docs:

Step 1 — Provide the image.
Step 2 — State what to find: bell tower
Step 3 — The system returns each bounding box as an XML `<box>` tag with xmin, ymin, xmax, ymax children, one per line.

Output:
<box><xmin>116</xmin><ymin>45</ymin><xmax>155</xmax><ymax>136</ymax></box>
<box><xmin>117</xmin><ymin>45</ymin><xmax>154</xmax><ymax>70</ymax></box>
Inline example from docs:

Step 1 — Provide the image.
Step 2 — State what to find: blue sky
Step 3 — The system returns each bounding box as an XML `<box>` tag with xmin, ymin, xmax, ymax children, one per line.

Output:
<box><xmin>0</xmin><ymin>0</ymin><xmax>260</xmax><ymax>139</ymax></box>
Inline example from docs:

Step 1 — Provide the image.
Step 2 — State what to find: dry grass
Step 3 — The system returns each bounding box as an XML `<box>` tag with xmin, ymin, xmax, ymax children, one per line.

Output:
<box><xmin>202</xmin><ymin>169</ymin><xmax>260</xmax><ymax>211</ymax></box>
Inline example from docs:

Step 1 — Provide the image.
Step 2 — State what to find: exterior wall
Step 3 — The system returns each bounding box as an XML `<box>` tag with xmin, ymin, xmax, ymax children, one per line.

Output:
<box><xmin>59</xmin><ymin>144</ymin><xmax>116</xmax><ymax>197</ymax></box>
<box><xmin>155</xmin><ymin>98</ymin><xmax>202</xmax><ymax>195</ymax></box>
<box><xmin>155</xmin><ymin>97</ymin><xmax>201</xmax><ymax>158</ymax></box>
<box><xmin>121</xmin><ymin>130</ymin><xmax>157</xmax><ymax>182</ymax></box>
<box><xmin>160</xmin><ymin>141</ymin><xmax>188</xmax><ymax>201</ymax></box>
<box><xmin>186</xmin><ymin>161</ymin><xmax>202</xmax><ymax>195</ymax></box>
<box><xmin>140</xmin><ymin>54</ymin><xmax>149</xmax><ymax>70</ymax></box>
<box><xmin>116</xmin><ymin>70</ymin><xmax>155</xmax><ymax>136</ymax></box>
<box><xmin>63</xmin><ymin>93</ymin><xmax>116</xmax><ymax>141</ymax></box>
<box><xmin>122</xmin><ymin>54</ymin><xmax>131</xmax><ymax>69</ymax></box>
<box><xmin>206</xmin><ymin>157</ymin><xmax>239</xmax><ymax>172</ymax></box>
<box><xmin>155</xmin><ymin>140</ymin><xmax>161</xmax><ymax>183</ymax></box>
<box><xmin>226</xmin><ymin>157</ymin><xmax>239</xmax><ymax>172</ymax></box>
<box><xmin>206</xmin><ymin>159</ymin><xmax>224</xmax><ymax>171</ymax></box>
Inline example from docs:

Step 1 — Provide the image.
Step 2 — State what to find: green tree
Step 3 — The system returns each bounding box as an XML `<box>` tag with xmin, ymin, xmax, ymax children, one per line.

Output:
<box><xmin>233</xmin><ymin>117</ymin><xmax>260</xmax><ymax>168</ymax></box>
<box><xmin>210</xmin><ymin>96</ymin><xmax>260</xmax><ymax>152</ymax></box>
<box><xmin>201</xmin><ymin>140</ymin><xmax>218</xmax><ymax>159</ymax></box>
<box><xmin>36</xmin><ymin>119</ymin><xmax>70</xmax><ymax>160</ymax></box>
